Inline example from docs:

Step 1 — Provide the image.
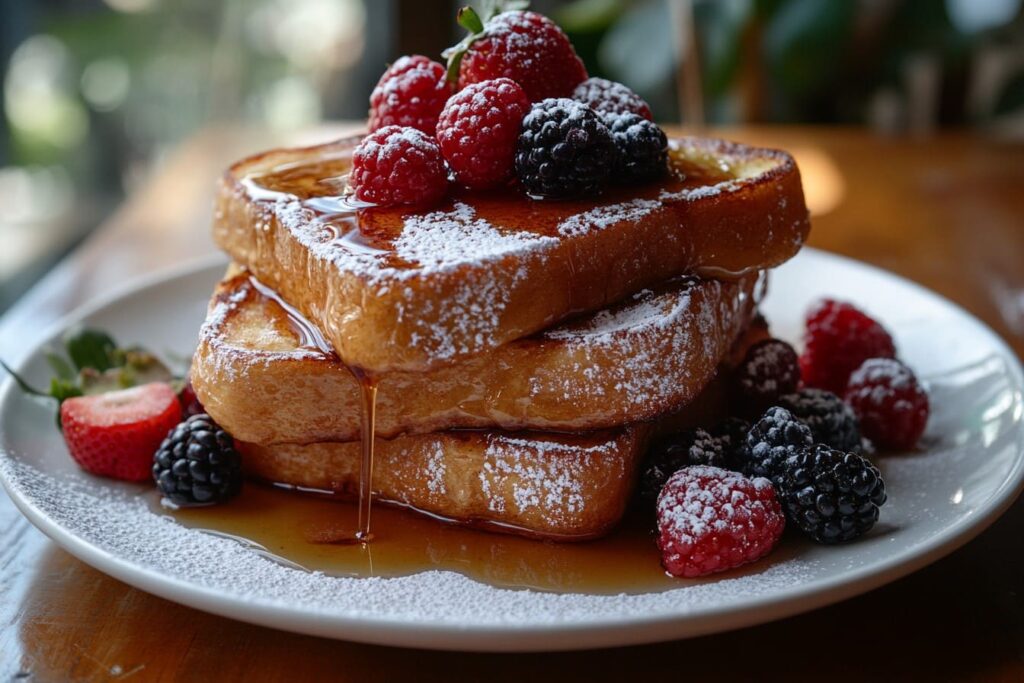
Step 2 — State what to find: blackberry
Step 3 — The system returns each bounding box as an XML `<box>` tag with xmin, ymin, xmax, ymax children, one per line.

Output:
<box><xmin>779</xmin><ymin>388</ymin><xmax>862</xmax><ymax>453</ymax></box>
<box><xmin>153</xmin><ymin>413</ymin><xmax>242</xmax><ymax>506</ymax></box>
<box><xmin>572</xmin><ymin>77</ymin><xmax>653</xmax><ymax>120</ymax></box>
<box><xmin>604</xmin><ymin>112</ymin><xmax>668</xmax><ymax>185</ymax></box>
<box><xmin>733</xmin><ymin>339</ymin><xmax>801</xmax><ymax>414</ymax></box>
<box><xmin>639</xmin><ymin>429</ymin><xmax>728</xmax><ymax>503</ymax></box>
<box><xmin>780</xmin><ymin>444</ymin><xmax>887</xmax><ymax>544</ymax></box>
<box><xmin>739</xmin><ymin>407</ymin><xmax>813</xmax><ymax>486</ymax></box>
<box><xmin>514</xmin><ymin>98</ymin><xmax>615</xmax><ymax>198</ymax></box>
<box><xmin>711</xmin><ymin>416</ymin><xmax>750</xmax><ymax>464</ymax></box>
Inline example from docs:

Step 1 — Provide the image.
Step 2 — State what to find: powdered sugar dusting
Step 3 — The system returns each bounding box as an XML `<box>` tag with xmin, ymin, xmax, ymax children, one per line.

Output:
<box><xmin>0</xmin><ymin>454</ymin><xmax>819</xmax><ymax>627</ymax></box>
<box><xmin>395</xmin><ymin>202</ymin><xmax>557</xmax><ymax>269</ymax></box>
<box><xmin>537</xmin><ymin>275</ymin><xmax>761</xmax><ymax>407</ymax></box>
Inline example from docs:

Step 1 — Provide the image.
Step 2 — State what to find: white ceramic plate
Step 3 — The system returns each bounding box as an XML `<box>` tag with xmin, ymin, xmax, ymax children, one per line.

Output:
<box><xmin>1</xmin><ymin>248</ymin><xmax>1022</xmax><ymax>652</ymax></box>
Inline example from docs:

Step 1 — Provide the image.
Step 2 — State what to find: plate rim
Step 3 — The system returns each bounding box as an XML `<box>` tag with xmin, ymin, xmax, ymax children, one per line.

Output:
<box><xmin>2</xmin><ymin>247</ymin><xmax>1023</xmax><ymax>652</ymax></box>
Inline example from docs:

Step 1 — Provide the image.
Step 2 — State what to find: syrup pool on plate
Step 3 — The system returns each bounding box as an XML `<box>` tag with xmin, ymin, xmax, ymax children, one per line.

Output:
<box><xmin>151</xmin><ymin>482</ymin><xmax>696</xmax><ymax>594</ymax></box>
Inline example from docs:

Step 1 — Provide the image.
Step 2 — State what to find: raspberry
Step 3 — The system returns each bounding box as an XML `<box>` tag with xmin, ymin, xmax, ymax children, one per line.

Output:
<box><xmin>779</xmin><ymin>388</ymin><xmax>863</xmax><ymax>453</ymax></box>
<box><xmin>350</xmin><ymin>126</ymin><xmax>448</xmax><ymax>207</ymax></box>
<box><xmin>436</xmin><ymin>78</ymin><xmax>530</xmax><ymax>189</ymax></box>
<box><xmin>657</xmin><ymin>466</ymin><xmax>785</xmax><ymax>578</ymax></box>
<box><xmin>368</xmin><ymin>55</ymin><xmax>451</xmax><ymax>135</ymax></box>
<box><xmin>514</xmin><ymin>98</ymin><xmax>614</xmax><ymax>198</ymax></box>
<box><xmin>639</xmin><ymin>429</ymin><xmax>729</xmax><ymax>504</ymax></box>
<box><xmin>739</xmin><ymin>406</ymin><xmax>813</xmax><ymax>486</ymax></box>
<box><xmin>453</xmin><ymin>11</ymin><xmax>587</xmax><ymax>102</ymax></box>
<box><xmin>604</xmin><ymin>113</ymin><xmax>668</xmax><ymax>185</ymax></box>
<box><xmin>573</xmin><ymin>77</ymin><xmax>653</xmax><ymax>120</ymax></box>
<box><xmin>779</xmin><ymin>444</ymin><xmax>887</xmax><ymax>544</ymax></box>
<box><xmin>732</xmin><ymin>338</ymin><xmax>801</xmax><ymax>414</ymax></box>
<box><xmin>844</xmin><ymin>358</ymin><xmax>929</xmax><ymax>450</ymax></box>
<box><xmin>179</xmin><ymin>380</ymin><xmax>205</xmax><ymax>418</ymax></box>
<box><xmin>800</xmin><ymin>299</ymin><xmax>897</xmax><ymax>393</ymax></box>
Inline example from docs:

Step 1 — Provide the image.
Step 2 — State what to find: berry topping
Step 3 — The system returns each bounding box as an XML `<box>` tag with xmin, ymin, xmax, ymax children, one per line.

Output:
<box><xmin>732</xmin><ymin>338</ymin><xmax>801</xmax><ymax>414</ymax></box>
<box><xmin>436</xmin><ymin>77</ymin><xmax>530</xmax><ymax>189</ymax></box>
<box><xmin>60</xmin><ymin>382</ymin><xmax>183</xmax><ymax>482</ymax></box>
<box><xmin>800</xmin><ymin>299</ymin><xmax>897</xmax><ymax>393</ymax></box>
<box><xmin>779</xmin><ymin>444</ymin><xmax>887</xmax><ymax>544</ymax></box>
<box><xmin>514</xmin><ymin>98</ymin><xmax>615</xmax><ymax>198</ymax></box>
<box><xmin>739</xmin><ymin>406</ymin><xmax>813</xmax><ymax>486</ymax></box>
<box><xmin>153</xmin><ymin>413</ymin><xmax>242</xmax><ymax>506</ymax></box>
<box><xmin>368</xmin><ymin>55</ymin><xmax>452</xmax><ymax>135</ymax></box>
<box><xmin>604</xmin><ymin>112</ymin><xmax>668</xmax><ymax>185</ymax></box>
<box><xmin>573</xmin><ymin>77</ymin><xmax>653</xmax><ymax>120</ymax></box>
<box><xmin>179</xmin><ymin>380</ymin><xmax>205</xmax><ymax>418</ymax></box>
<box><xmin>350</xmin><ymin>126</ymin><xmax>448</xmax><ymax>206</ymax></box>
<box><xmin>779</xmin><ymin>388</ymin><xmax>863</xmax><ymax>453</ymax></box>
<box><xmin>447</xmin><ymin>9</ymin><xmax>587</xmax><ymax>102</ymax></box>
<box><xmin>844</xmin><ymin>358</ymin><xmax>929</xmax><ymax>451</ymax></box>
<box><xmin>657</xmin><ymin>466</ymin><xmax>785</xmax><ymax>578</ymax></box>
<box><xmin>712</xmin><ymin>417</ymin><xmax>751</xmax><ymax>461</ymax></box>
<box><xmin>639</xmin><ymin>429</ymin><xmax>730</xmax><ymax>504</ymax></box>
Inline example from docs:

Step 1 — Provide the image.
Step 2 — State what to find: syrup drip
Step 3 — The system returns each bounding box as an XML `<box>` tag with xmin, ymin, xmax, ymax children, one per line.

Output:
<box><xmin>352</xmin><ymin>369</ymin><xmax>377</xmax><ymax>544</ymax></box>
<box><xmin>246</xmin><ymin>276</ymin><xmax>333</xmax><ymax>355</ymax></box>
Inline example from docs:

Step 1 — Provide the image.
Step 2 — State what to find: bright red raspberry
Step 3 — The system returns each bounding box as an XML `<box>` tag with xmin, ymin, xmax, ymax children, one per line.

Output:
<box><xmin>368</xmin><ymin>55</ymin><xmax>451</xmax><ymax>134</ymax></box>
<box><xmin>844</xmin><ymin>358</ymin><xmax>929</xmax><ymax>451</ymax></box>
<box><xmin>457</xmin><ymin>11</ymin><xmax>587</xmax><ymax>102</ymax></box>
<box><xmin>800</xmin><ymin>299</ymin><xmax>897</xmax><ymax>393</ymax></box>
<box><xmin>350</xmin><ymin>126</ymin><xmax>448</xmax><ymax>207</ymax></box>
<box><xmin>657</xmin><ymin>466</ymin><xmax>785</xmax><ymax>578</ymax></box>
<box><xmin>436</xmin><ymin>78</ymin><xmax>530</xmax><ymax>189</ymax></box>
<box><xmin>572</xmin><ymin>77</ymin><xmax>653</xmax><ymax>120</ymax></box>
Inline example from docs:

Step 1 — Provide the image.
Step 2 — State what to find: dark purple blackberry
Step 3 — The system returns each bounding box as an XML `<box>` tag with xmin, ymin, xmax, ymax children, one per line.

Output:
<box><xmin>711</xmin><ymin>416</ymin><xmax>750</xmax><ymax>465</ymax></box>
<box><xmin>639</xmin><ymin>429</ymin><xmax>728</xmax><ymax>503</ymax></box>
<box><xmin>604</xmin><ymin>112</ymin><xmax>667</xmax><ymax>185</ymax></box>
<box><xmin>153</xmin><ymin>413</ymin><xmax>241</xmax><ymax>506</ymax></box>
<box><xmin>514</xmin><ymin>98</ymin><xmax>615</xmax><ymax>198</ymax></box>
<box><xmin>739</xmin><ymin>406</ymin><xmax>813</xmax><ymax>486</ymax></box>
<box><xmin>732</xmin><ymin>339</ymin><xmax>801</xmax><ymax>414</ymax></box>
<box><xmin>780</xmin><ymin>443</ymin><xmax>887</xmax><ymax>544</ymax></box>
<box><xmin>779</xmin><ymin>388</ymin><xmax>863</xmax><ymax>453</ymax></box>
<box><xmin>572</xmin><ymin>77</ymin><xmax>653</xmax><ymax>120</ymax></box>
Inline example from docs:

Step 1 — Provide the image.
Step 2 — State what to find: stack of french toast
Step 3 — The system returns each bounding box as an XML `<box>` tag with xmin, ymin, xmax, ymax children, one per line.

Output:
<box><xmin>190</xmin><ymin>134</ymin><xmax>809</xmax><ymax>541</ymax></box>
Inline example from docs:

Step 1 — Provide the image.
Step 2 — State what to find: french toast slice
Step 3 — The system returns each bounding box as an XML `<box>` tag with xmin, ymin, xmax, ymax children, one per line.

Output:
<box><xmin>239</xmin><ymin>427</ymin><xmax>648</xmax><ymax>541</ymax></box>
<box><xmin>214</xmin><ymin>134</ymin><xmax>808</xmax><ymax>372</ymax></box>
<box><xmin>191</xmin><ymin>266</ymin><xmax>762</xmax><ymax>444</ymax></box>
<box><xmin>234</xmin><ymin>331</ymin><xmax>762</xmax><ymax>542</ymax></box>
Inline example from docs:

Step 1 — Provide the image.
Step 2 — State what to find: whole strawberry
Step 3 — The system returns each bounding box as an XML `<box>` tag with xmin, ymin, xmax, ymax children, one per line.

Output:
<box><xmin>368</xmin><ymin>55</ymin><xmax>451</xmax><ymax>134</ymax></box>
<box><xmin>60</xmin><ymin>382</ymin><xmax>183</xmax><ymax>482</ymax></box>
<box><xmin>350</xmin><ymin>126</ymin><xmax>448</xmax><ymax>206</ymax></box>
<box><xmin>436</xmin><ymin>77</ymin><xmax>530</xmax><ymax>189</ymax></box>
<box><xmin>445</xmin><ymin>8</ymin><xmax>587</xmax><ymax>102</ymax></box>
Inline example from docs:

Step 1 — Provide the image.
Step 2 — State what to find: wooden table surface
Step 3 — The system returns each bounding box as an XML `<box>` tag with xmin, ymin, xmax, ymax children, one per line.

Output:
<box><xmin>1</xmin><ymin>125</ymin><xmax>1022</xmax><ymax>681</ymax></box>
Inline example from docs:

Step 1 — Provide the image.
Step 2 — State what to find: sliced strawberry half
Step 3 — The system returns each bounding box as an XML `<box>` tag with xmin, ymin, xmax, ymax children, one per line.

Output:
<box><xmin>60</xmin><ymin>382</ymin><xmax>182</xmax><ymax>482</ymax></box>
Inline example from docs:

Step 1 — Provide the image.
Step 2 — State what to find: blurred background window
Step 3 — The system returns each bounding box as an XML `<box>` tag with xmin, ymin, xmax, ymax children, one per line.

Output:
<box><xmin>0</xmin><ymin>0</ymin><xmax>1021</xmax><ymax>312</ymax></box>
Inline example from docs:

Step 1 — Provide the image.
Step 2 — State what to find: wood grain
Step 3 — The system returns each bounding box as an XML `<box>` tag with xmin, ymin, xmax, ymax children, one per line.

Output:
<box><xmin>1</xmin><ymin>125</ymin><xmax>1022</xmax><ymax>681</ymax></box>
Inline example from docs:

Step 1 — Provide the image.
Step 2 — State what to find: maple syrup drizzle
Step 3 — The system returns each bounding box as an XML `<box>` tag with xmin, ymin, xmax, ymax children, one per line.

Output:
<box><xmin>243</xmin><ymin>274</ymin><xmax>381</xmax><ymax>545</ymax></box>
<box><xmin>351</xmin><ymin>368</ymin><xmax>377</xmax><ymax>544</ymax></box>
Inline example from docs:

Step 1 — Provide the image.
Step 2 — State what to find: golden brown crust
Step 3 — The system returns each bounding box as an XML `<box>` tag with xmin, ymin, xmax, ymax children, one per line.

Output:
<box><xmin>239</xmin><ymin>427</ymin><xmax>648</xmax><ymax>541</ymax></box>
<box><xmin>224</xmin><ymin>327</ymin><xmax>764</xmax><ymax>541</ymax></box>
<box><xmin>192</xmin><ymin>268</ymin><xmax>762</xmax><ymax>444</ymax></box>
<box><xmin>213</xmin><ymin>135</ymin><xmax>808</xmax><ymax>372</ymax></box>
